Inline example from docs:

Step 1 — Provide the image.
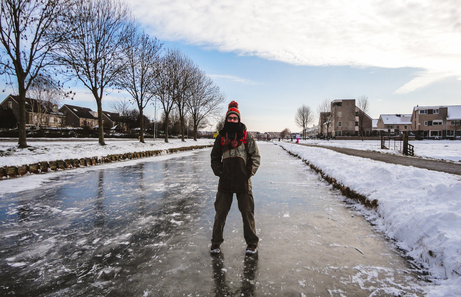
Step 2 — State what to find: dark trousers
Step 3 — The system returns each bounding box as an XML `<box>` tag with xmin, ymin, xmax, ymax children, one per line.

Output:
<box><xmin>211</xmin><ymin>191</ymin><xmax>259</xmax><ymax>247</ymax></box>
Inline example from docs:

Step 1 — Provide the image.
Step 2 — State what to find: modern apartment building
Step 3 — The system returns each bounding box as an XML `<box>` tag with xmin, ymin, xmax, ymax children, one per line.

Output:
<box><xmin>330</xmin><ymin>99</ymin><xmax>373</xmax><ymax>137</ymax></box>
<box><xmin>376</xmin><ymin>114</ymin><xmax>412</xmax><ymax>134</ymax></box>
<box><xmin>411</xmin><ymin>105</ymin><xmax>461</xmax><ymax>138</ymax></box>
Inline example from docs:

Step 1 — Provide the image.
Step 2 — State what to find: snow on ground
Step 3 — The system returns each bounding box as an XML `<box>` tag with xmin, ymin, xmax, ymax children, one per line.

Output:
<box><xmin>278</xmin><ymin>142</ymin><xmax>461</xmax><ymax>297</ymax></box>
<box><xmin>301</xmin><ymin>139</ymin><xmax>461</xmax><ymax>162</ymax></box>
<box><xmin>0</xmin><ymin>138</ymin><xmax>214</xmax><ymax>167</ymax></box>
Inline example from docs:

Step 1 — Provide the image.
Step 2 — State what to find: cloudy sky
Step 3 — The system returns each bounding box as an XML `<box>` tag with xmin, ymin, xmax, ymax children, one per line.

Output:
<box><xmin>2</xmin><ymin>0</ymin><xmax>461</xmax><ymax>133</ymax></box>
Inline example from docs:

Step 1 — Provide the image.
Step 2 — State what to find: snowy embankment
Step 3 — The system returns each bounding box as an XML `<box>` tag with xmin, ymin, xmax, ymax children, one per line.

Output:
<box><xmin>278</xmin><ymin>142</ymin><xmax>461</xmax><ymax>297</ymax></box>
<box><xmin>301</xmin><ymin>139</ymin><xmax>461</xmax><ymax>162</ymax></box>
<box><xmin>0</xmin><ymin>138</ymin><xmax>214</xmax><ymax>168</ymax></box>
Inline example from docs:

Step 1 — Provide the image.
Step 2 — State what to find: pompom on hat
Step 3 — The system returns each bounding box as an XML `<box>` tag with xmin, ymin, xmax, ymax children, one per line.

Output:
<box><xmin>225</xmin><ymin>101</ymin><xmax>240</xmax><ymax>121</ymax></box>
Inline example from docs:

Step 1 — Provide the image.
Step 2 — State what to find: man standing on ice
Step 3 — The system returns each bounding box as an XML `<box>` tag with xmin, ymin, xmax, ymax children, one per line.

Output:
<box><xmin>210</xmin><ymin>101</ymin><xmax>261</xmax><ymax>255</ymax></box>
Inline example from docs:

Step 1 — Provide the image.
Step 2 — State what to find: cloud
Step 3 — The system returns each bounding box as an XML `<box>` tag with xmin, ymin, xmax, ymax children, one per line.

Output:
<box><xmin>208</xmin><ymin>74</ymin><xmax>259</xmax><ymax>85</ymax></box>
<box><xmin>125</xmin><ymin>0</ymin><xmax>461</xmax><ymax>93</ymax></box>
<box><xmin>394</xmin><ymin>70</ymin><xmax>453</xmax><ymax>94</ymax></box>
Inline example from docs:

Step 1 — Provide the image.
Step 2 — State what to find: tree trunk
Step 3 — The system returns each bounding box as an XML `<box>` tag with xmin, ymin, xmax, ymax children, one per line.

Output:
<box><xmin>139</xmin><ymin>107</ymin><xmax>145</xmax><ymax>143</ymax></box>
<box><xmin>180</xmin><ymin>115</ymin><xmax>185</xmax><ymax>142</ymax></box>
<box><xmin>164</xmin><ymin>113</ymin><xmax>169</xmax><ymax>143</ymax></box>
<box><xmin>96</xmin><ymin>98</ymin><xmax>105</xmax><ymax>145</ymax></box>
<box><xmin>17</xmin><ymin>77</ymin><xmax>28</xmax><ymax>148</ymax></box>
<box><xmin>193</xmin><ymin>122</ymin><xmax>198</xmax><ymax>141</ymax></box>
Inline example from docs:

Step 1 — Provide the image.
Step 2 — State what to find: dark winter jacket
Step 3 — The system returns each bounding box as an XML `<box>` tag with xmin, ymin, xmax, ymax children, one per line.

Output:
<box><xmin>211</xmin><ymin>123</ymin><xmax>260</xmax><ymax>193</ymax></box>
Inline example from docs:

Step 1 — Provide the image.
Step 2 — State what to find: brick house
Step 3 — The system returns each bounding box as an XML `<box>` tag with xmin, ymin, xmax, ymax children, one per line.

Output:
<box><xmin>102</xmin><ymin>111</ymin><xmax>127</xmax><ymax>132</ymax></box>
<box><xmin>411</xmin><ymin>105</ymin><xmax>461</xmax><ymax>138</ymax></box>
<box><xmin>376</xmin><ymin>114</ymin><xmax>412</xmax><ymax>135</ymax></box>
<box><xmin>59</xmin><ymin>104</ymin><xmax>98</xmax><ymax>128</ymax></box>
<box><xmin>0</xmin><ymin>94</ymin><xmax>64</xmax><ymax>128</ymax></box>
<box><xmin>330</xmin><ymin>99</ymin><xmax>373</xmax><ymax>137</ymax></box>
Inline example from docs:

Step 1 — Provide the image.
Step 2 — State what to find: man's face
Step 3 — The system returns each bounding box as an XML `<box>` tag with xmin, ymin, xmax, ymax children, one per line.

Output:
<box><xmin>227</xmin><ymin>115</ymin><xmax>239</xmax><ymax>123</ymax></box>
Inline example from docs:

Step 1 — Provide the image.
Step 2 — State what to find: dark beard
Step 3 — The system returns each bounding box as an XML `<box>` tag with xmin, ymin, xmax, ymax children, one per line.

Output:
<box><xmin>220</xmin><ymin>122</ymin><xmax>244</xmax><ymax>139</ymax></box>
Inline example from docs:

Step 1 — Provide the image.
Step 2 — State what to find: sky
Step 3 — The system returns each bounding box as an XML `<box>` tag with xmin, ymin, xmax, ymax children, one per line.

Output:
<box><xmin>2</xmin><ymin>0</ymin><xmax>461</xmax><ymax>133</ymax></box>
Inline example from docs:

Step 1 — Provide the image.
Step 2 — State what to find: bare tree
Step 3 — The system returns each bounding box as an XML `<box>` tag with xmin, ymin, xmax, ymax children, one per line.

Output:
<box><xmin>27</xmin><ymin>76</ymin><xmax>63</xmax><ymax>128</ymax></box>
<box><xmin>0</xmin><ymin>0</ymin><xmax>69</xmax><ymax>147</ymax></box>
<box><xmin>116</xmin><ymin>29</ymin><xmax>162</xmax><ymax>143</ymax></box>
<box><xmin>295</xmin><ymin>105</ymin><xmax>313</xmax><ymax>140</ymax></box>
<box><xmin>317</xmin><ymin>99</ymin><xmax>331</xmax><ymax>139</ymax></box>
<box><xmin>186</xmin><ymin>69</ymin><xmax>224</xmax><ymax>141</ymax></box>
<box><xmin>153</xmin><ymin>51</ymin><xmax>176</xmax><ymax>143</ymax></box>
<box><xmin>356</xmin><ymin>95</ymin><xmax>369</xmax><ymax>140</ymax></box>
<box><xmin>167</xmin><ymin>49</ymin><xmax>195</xmax><ymax>142</ymax></box>
<box><xmin>280</xmin><ymin>128</ymin><xmax>290</xmax><ymax>139</ymax></box>
<box><xmin>55</xmin><ymin>0</ymin><xmax>132</xmax><ymax>145</ymax></box>
<box><xmin>215</xmin><ymin>120</ymin><xmax>225</xmax><ymax>132</ymax></box>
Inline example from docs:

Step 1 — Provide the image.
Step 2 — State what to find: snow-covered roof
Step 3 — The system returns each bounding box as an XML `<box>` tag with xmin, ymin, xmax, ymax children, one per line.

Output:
<box><xmin>379</xmin><ymin>114</ymin><xmax>412</xmax><ymax>125</ymax></box>
<box><xmin>413</xmin><ymin>105</ymin><xmax>443</xmax><ymax>110</ymax></box>
<box><xmin>447</xmin><ymin>106</ymin><xmax>461</xmax><ymax>120</ymax></box>
<box><xmin>372</xmin><ymin>119</ymin><xmax>378</xmax><ymax>128</ymax></box>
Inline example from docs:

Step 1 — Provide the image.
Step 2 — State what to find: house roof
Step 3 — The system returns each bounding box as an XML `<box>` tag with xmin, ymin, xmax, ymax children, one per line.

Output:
<box><xmin>380</xmin><ymin>114</ymin><xmax>412</xmax><ymax>125</ymax></box>
<box><xmin>6</xmin><ymin>95</ymin><xmax>62</xmax><ymax>115</ymax></box>
<box><xmin>447</xmin><ymin>106</ymin><xmax>461</xmax><ymax>120</ymax></box>
<box><xmin>60</xmin><ymin>104</ymin><xmax>97</xmax><ymax>119</ymax></box>
<box><xmin>413</xmin><ymin>105</ymin><xmax>461</xmax><ymax>111</ymax></box>
<box><xmin>372</xmin><ymin>119</ymin><xmax>378</xmax><ymax>128</ymax></box>
<box><xmin>103</xmin><ymin>111</ymin><xmax>122</xmax><ymax>122</ymax></box>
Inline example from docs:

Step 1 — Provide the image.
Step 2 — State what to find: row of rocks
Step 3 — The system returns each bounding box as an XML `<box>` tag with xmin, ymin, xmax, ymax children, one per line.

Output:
<box><xmin>0</xmin><ymin>145</ymin><xmax>212</xmax><ymax>180</ymax></box>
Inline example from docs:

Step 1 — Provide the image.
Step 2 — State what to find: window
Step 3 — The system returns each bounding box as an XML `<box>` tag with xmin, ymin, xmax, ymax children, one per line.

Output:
<box><xmin>396</xmin><ymin>125</ymin><xmax>399</xmax><ymax>129</ymax></box>
<box><xmin>338</xmin><ymin>121</ymin><xmax>342</xmax><ymax>127</ymax></box>
<box><xmin>8</xmin><ymin>101</ymin><xmax>12</xmax><ymax>109</ymax></box>
<box><xmin>433</xmin><ymin>109</ymin><xmax>439</xmax><ymax>114</ymax></box>
<box><xmin>335</xmin><ymin>131</ymin><xmax>342</xmax><ymax>136</ymax></box>
<box><xmin>334</xmin><ymin>102</ymin><xmax>342</xmax><ymax>107</ymax></box>
<box><xmin>419</xmin><ymin>110</ymin><xmax>428</xmax><ymax>114</ymax></box>
<box><xmin>387</xmin><ymin>125</ymin><xmax>393</xmax><ymax>129</ymax></box>
<box><xmin>50</xmin><ymin>117</ymin><xmax>55</xmax><ymax>124</ymax></box>
<box><xmin>404</xmin><ymin>125</ymin><xmax>407</xmax><ymax>129</ymax></box>
<box><xmin>355</xmin><ymin>112</ymin><xmax>359</xmax><ymax>116</ymax></box>
<box><xmin>355</xmin><ymin>121</ymin><xmax>358</xmax><ymax>126</ymax></box>
<box><xmin>451</xmin><ymin>120</ymin><xmax>461</xmax><ymax>125</ymax></box>
<box><xmin>424</xmin><ymin>121</ymin><xmax>433</xmax><ymax>126</ymax></box>
<box><xmin>424</xmin><ymin>121</ymin><xmax>428</xmax><ymax>126</ymax></box>
<box><xmin>433</xmin><ymin>120</ymin><xmax>443</xmax><ymax>126</ymax></box>
<box><xmin>337</xmin><ymin>111</ymin><xmax>342</xmax><ymax>117</ymax></box>
<box><xmin>447</xmin><ymin>130</ymin><xmax>454</xmax><ymax>136</ymax></box>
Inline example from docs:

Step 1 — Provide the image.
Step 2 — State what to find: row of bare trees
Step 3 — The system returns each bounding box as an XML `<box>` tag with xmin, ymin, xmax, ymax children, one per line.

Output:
<box><xmin>1</xmin><ymin>0</ymin><xmax>224</xmax><ymax>147</ymax></box>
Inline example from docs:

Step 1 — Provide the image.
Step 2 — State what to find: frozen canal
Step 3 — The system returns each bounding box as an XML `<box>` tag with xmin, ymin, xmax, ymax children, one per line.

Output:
<box><xmin>0</xmin><ymin>142</ymin><xmax>427</xmax><ymax>296</ymax></box>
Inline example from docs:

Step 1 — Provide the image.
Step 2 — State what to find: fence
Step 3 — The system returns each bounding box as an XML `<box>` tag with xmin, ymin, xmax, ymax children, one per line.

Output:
<box><xmin>381</xmin><ymin>132</ymin><xmax>414</xmax><ymax>156</ymax></box>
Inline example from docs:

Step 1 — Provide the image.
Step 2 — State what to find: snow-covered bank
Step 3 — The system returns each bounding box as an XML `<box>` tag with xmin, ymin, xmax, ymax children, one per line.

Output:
<box><xmin>0</xmin><ymin>139</ymin><xmax>214</xmax><ymax>168</ymax></box>
<box><xmin>279</xmin><ymin>142</ymin><xmax>461</xmax><ymax>296</ymax></box>
<box><xmin>299</xmin><ymin>139</ymin><xmax>461</xmax><ymax>162</ymax></box>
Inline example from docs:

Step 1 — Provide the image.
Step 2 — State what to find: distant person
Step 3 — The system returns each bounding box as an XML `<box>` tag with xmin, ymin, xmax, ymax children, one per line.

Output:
<box><xmin>296</xmin><ymin>134</ymin><xmax>300</xmax><ymax>143</ymax></box>
<box><xmin>210</xmin><ymin>101</ymin><xmax>261</xmax><ymax>255</ymax></box>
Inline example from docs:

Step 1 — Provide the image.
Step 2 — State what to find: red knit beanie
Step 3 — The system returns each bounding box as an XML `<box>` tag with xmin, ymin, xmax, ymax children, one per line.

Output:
<box><xmin>225</xmin><ymin>101</ymin><xmax>240</xmax><ymax>121</ymax></box>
